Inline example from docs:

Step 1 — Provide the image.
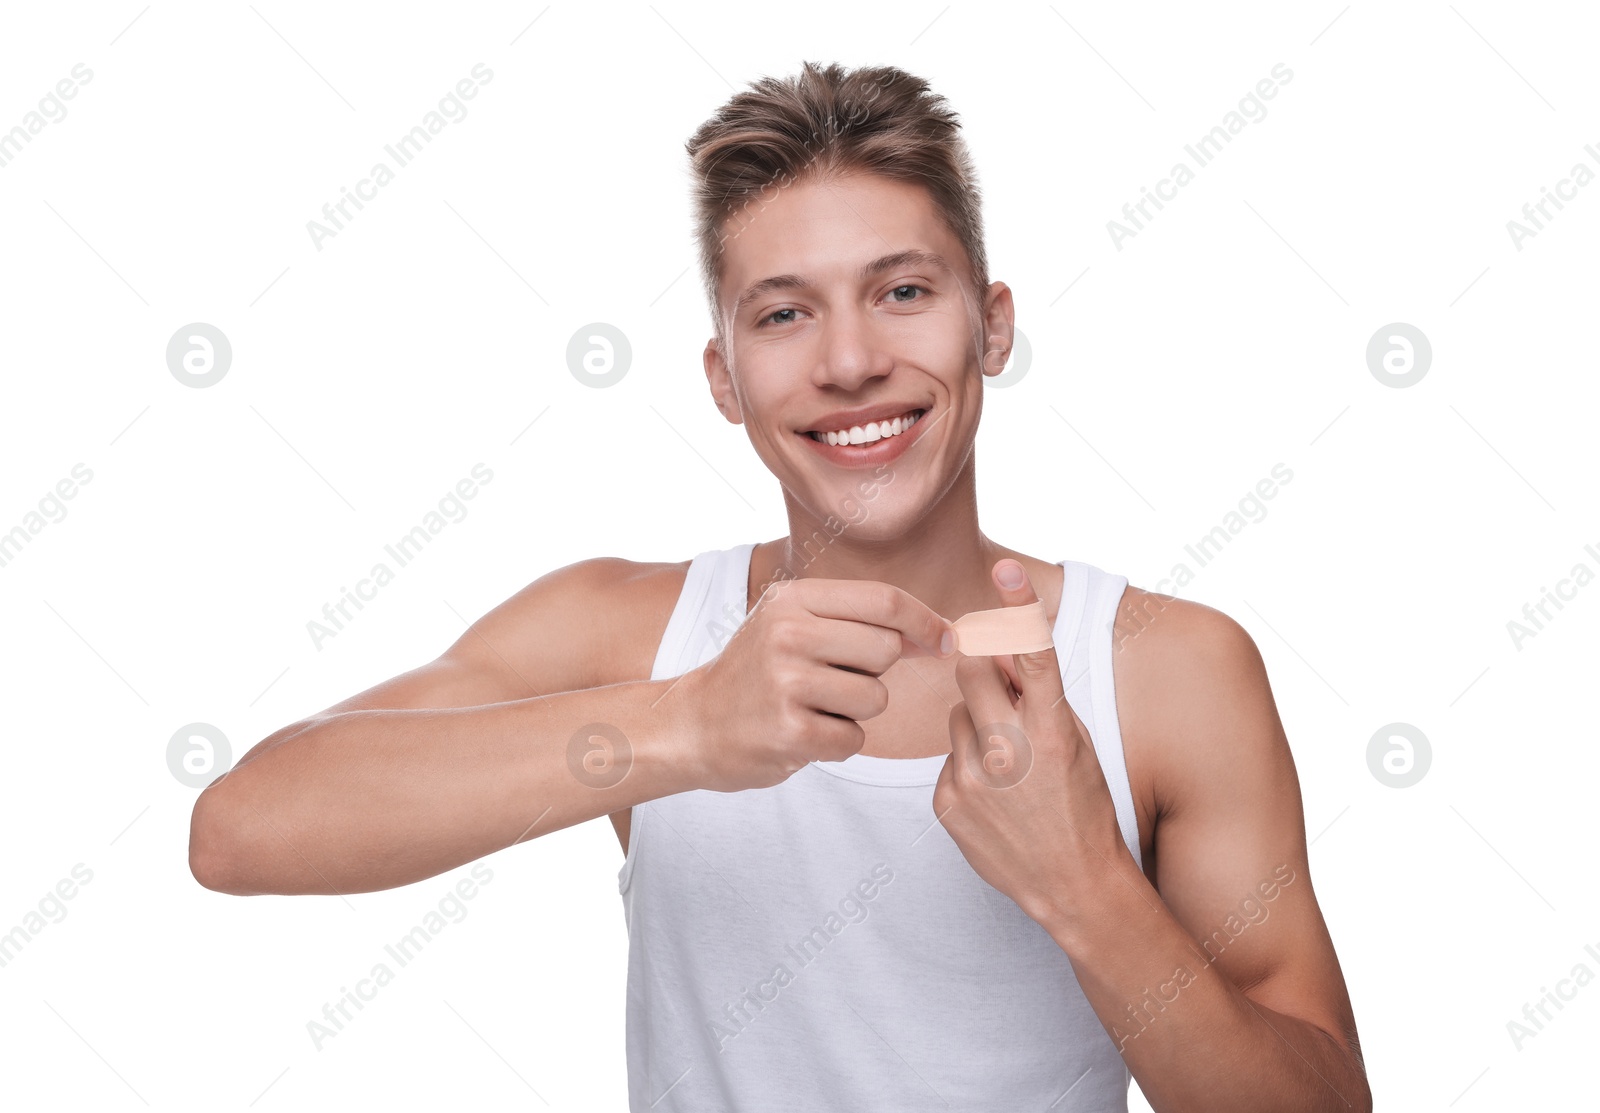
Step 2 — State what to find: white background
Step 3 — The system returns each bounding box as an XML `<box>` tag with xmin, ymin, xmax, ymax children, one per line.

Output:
<box><xmin>1</xmin><ymin>1</ymin><xmax>1596</xmax><ymax>1109</ymax></box>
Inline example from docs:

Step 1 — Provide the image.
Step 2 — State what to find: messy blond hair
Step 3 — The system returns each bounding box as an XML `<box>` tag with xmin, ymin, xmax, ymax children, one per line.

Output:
<box><xmin>685</xmin><ymin>61</ymin><xmax>989</xmax><ymax>349</ymax></box>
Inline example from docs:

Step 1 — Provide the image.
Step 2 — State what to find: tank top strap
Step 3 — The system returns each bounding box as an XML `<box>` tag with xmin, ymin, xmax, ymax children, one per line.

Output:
<box><xmin>1067</xmin><ymin>560</ymin><xmax>1139</xmax><ymax>868</ymax></box>
<box><xmin>650</xmin><ymin>543</ymin><xmax>755</xmax><ymax>681</ymax></box>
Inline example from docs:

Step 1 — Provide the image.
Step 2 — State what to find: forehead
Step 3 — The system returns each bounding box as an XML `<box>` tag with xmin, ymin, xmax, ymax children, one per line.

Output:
<box><xmin>718</xmin><ymin>172</ymin><xmax>963</xmax><ymax>308</ymax></box>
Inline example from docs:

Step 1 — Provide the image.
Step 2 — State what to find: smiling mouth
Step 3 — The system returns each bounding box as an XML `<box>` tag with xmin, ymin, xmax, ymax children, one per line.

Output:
<box><xmin>804</xmin><ymin>408</ymin><xmax>927</xmax><ymax>446</ymax></box>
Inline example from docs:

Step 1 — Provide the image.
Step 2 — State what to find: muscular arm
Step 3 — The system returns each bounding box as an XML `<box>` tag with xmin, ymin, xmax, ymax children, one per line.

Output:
<box><xmin>188</xmin><ymin>558</ymin><xmax>697</xmax><ymax>896</ymax></box>
<box><xmin>1045</xmin><ymin>592</ymin><xmax>1370</xmax><ymax>1112</ymax></box>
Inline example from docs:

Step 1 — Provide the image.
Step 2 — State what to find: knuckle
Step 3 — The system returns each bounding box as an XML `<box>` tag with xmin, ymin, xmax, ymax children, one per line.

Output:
<box><xmin>769</xmin><ymin>614</ymin><xmax>802</xmax><ymax>653</ymax></box>
<box><xmin>778</xmin><ymin>704</ymin><xmax>809</xmax><ymax>742</ymax></box>
<box><xmin>771</xmin><ymin>665</ymin><xmax>800</xmax><ymax>700</ymax></box>
<box><xmin>868</xmin><ymin>641</ymin><xmax>900</xmax><ymax>674</ymax></box>
<box><xmin>770</xmin><ymin>669</ymin><xmax>803</xmax><ymax>714</ymax></box>
<box><xmin>1017</xmin><ymin>651</ymin><xmax>1054</xmax><ymax>680</ymax></box>
<box><xmin>868</xmin><ymin>580</ymin><xmax>897</xmax><ymax>615</ymax></box>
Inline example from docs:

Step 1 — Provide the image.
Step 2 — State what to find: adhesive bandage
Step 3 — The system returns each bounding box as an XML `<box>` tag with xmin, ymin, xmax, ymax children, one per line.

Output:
<box><xmin>948</xmin><ymin>599</ymin><xmax>1054</xmax><ymax>655</ymax></box>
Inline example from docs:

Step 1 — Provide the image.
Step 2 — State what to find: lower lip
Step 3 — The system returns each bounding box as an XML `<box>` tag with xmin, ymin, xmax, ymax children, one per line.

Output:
<box><xmin>798</xmin><ymin>410</ymin><xmax>930</xmax><ymax>468</ymax></box>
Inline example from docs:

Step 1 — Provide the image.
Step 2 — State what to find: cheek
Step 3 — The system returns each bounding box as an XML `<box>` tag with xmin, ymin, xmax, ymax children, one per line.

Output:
<box><xmin>893</xmin><ymin>312</ymin><xmax>972</xmax><ymax>359</ymax></box>
<box><xmin>724</xmin><ymin>366</ymin><xmax>782</xmax><ymax>425</ymax></box>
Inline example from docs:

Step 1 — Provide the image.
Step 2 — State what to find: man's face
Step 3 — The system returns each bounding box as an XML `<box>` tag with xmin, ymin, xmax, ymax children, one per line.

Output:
<box><xmin>704</xmin><ymin>171</ymin><xmax>1013</xmax><ymax>539</ymax></box>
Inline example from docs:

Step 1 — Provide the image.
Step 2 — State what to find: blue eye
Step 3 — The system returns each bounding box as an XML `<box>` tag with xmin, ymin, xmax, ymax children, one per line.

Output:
<box><xmin>757</xmin><ymin>285</ymin><xmax>927</xmax><ymax>327</ymax></box>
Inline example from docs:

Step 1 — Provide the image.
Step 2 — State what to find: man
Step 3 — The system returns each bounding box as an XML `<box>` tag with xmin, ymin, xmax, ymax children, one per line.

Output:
<box><xmin>190</xmin><ymin>61</ymin><xmax>1370</xmax><ymax>1112</ymax></box>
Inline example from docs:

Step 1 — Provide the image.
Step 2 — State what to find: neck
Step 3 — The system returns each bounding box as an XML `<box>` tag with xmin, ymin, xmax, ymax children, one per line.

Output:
<box><xmin>760</xmin><ymin>456</ymin><xmax>1020</xmax><ymax>622</ymax></box>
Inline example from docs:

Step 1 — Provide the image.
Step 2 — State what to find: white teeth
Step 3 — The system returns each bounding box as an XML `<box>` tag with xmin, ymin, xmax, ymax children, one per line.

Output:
<box><xmin>811</xmin><ymin>409</ymin><xmax>923</xmax><ymax>446</ymax></box>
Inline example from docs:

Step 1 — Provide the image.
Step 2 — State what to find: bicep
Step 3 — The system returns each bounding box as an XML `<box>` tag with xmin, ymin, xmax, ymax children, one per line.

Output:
<box><xmin>231</xmin><ymin>558</ymin><xmax>658</xmax><ymax>771</ymax></box>
<box><xmin>311</xmin><ymin>603</ymin><xmax>574</xmax><ymax>719</ymax></box>
<box><xmin>1141</xmin><ymin>607</ymin><xmax>1357</xmax><ymax>1041</ymax></box>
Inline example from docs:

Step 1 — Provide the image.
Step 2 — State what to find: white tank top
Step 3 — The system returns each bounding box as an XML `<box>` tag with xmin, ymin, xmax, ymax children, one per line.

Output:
<box><xmin>619</xmin><ymin>543</ymin><xmax>1142</xmax><ymax>1111</ymax></box>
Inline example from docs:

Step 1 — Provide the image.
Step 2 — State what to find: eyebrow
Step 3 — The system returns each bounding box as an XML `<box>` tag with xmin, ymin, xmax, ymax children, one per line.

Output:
<box><xmin>730</xmin><ymin>249</ymin><xmax>955</xmax><ymax>320</ymax></box>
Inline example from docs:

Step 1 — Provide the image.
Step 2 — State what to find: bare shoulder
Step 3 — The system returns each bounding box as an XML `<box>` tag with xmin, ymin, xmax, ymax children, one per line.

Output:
<box><xmin>1107</xmin><ymin>587</ymin><xmax>1288</xmax><ymax>868</ymax></box>
<box><xmin>1111</xmin><ymin>586</ymin><xmax>1266</xmax><ymax>699</ymax></box>
<box><xmin>441</xmin><ymin>555</ymin><xmax>693</xmax><ymax>698</ymax></box>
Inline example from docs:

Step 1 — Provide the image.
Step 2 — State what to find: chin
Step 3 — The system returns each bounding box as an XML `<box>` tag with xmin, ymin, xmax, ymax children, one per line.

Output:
<box><xmin>815</xmin><ymin>486</ymin><xmax>928</xmax><ymax>544</ymax></box>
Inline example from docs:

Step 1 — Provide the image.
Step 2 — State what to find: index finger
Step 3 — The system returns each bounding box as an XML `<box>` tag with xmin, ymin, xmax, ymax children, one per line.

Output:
<box><xmin>786</xmin><ymin>577</ymin><xmax>956</xmax><ymax>660</ymax></box>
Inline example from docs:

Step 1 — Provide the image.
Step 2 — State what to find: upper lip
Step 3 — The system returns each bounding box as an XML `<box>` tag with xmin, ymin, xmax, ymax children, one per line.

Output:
<box><xmin>801</xmin><ymin>403</ymin><xmax>928</xmax><ymax>434</ymax></box>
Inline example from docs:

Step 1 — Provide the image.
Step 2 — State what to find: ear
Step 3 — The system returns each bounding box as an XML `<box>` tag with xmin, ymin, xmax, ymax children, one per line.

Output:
<box><xmin>704</xmin><ymin>335</ymin><xmax>743</xmax><ymax>425</ymax></box>
<box><xmin>979</xmin><ymin>280</ymin><xmax>1016</xmax><ymax>379</ymax></box>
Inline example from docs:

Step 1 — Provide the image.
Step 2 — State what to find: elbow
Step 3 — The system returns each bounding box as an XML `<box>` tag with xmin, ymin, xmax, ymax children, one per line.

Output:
<box><xmin>1351</xmin><ymin>1071</ymin><xmax>1373</xmax><ymax>1113</ymax></box>
<box><xmin>188</xmin><ymin>784</ymin><xmax>257</xmax><ymax>895</ymax></box>
<box><xmin>1345</xmin><ymin>1029</ymin><xmax>1373</xmax><ymax>1113</ymax></box>
<box><xmin>1331</xmin><ymin>1025</ymin><xmax>1373</xmax><ymax>1113</ymax></box>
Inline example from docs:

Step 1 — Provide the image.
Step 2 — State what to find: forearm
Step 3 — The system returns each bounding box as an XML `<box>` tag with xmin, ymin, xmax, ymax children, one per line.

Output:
<box><xmin>189</xmin><ymin>678</ymin><xmax>701</xmax><ymax>896</ymax></box>
<box><xmin>1041</xmin><ymin>852</ymin><xmax>1370</xmax><ymax>1113</ymax></box>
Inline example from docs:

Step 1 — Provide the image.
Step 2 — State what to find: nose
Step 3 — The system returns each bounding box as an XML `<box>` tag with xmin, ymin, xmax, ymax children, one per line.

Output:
<box><xmin>811</xmin><ymin>302</ymin><xmax>894</xmax><ymax>393</ymax></box>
